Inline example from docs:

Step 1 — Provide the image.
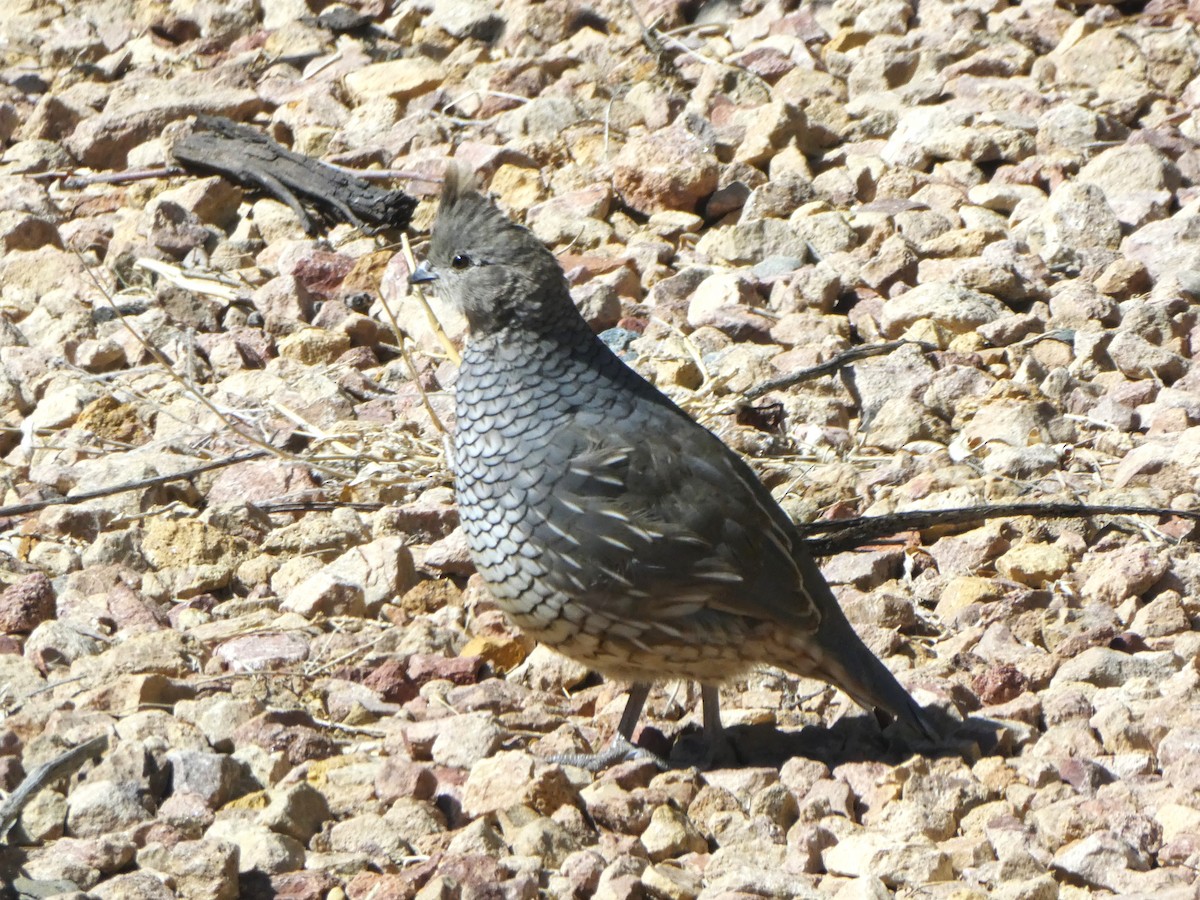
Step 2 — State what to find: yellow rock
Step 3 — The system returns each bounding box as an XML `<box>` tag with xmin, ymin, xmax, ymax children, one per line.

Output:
<box><xmin>655</xmin><ymin>358</ymin><xmax>702</xmax><ymax>390</ymax></box>
<box><xmin>935</xmin><ymin>576</ymin><xmax>1005</xmax><ymax>621</ymax></box>
<box><xmin>398</xmin><ymin>579</ymin><xmax>462</xmax><ymax>617</ymax></box>
<box><xmin>225</xmin><ymin>790</ymin><xmax>269</xmax><ymax>811</ymax></box>
<box><xmin>141</xmin><ymin>518</ymin><xmax>254</xmax><ymax>570</ymax></box>
<box><xmin>277</xmin><ymin>327</ymin><xmax>351</xmax><ymax>366</ymax></box>
<box><xmin>343</xmin><ymin>59</ymin><xmax>444</xmax><ymax>103</ymax></box>
<box><xmin>490</xmin><ymin>164</ymin><xmax>545</xmax><ymax>211</ymax></box>
<box><xmin>461</xmin><ymin>633</ymin><xmax>532</xmax><ymax>674</ymax></box>
<box><xmin>76</xmin><ymin>395</ymin><xmax>146</xmax><ymax>444</ymax></box>
<box><xmin>996</xmin><ymin>542</ymin><xmax>1072</xmax><ymax>587</ymax></box>
<box><xmin>904</xmin><ymin>317</ymin><xmax>951</xmax><ymax>349</ymax></box>
<box><xmin>1155</xmin><ymin>802</ymin><xmax>1200</xmax><ymax>842</ymax></box>
<box><xmin>948</xmin><ymin>330</ymin><xmax>988</xmax><ymax>353</ymax></box>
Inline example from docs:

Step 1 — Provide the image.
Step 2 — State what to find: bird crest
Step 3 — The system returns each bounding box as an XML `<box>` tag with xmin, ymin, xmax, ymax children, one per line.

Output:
<box><xmin>430</xmin><ymin>161</ymin><xmax>516</xmax><ymax>257</ymax></box>
<box><xmin>437</xmin><ymin>160</ymin><xmax>479</xmax><ymax>216</ymax></box>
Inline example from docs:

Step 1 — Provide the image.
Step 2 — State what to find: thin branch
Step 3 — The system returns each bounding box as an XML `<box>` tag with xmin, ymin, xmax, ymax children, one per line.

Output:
<box><xmin>800</xmin><ymin>502</ymin><xmax>1200</xmax><ymax>556</ymax></box>
<box><xmin>367</xmin><ymin>231</ymin><xmax>460</xmax><ymax>435</ymax></box>
<box><xmin>0</xmin><ymin>450</ymin><xmax>268</xmax><ymax>518</ymax></box>
<box><xmin>400</xmin><ymin>232</ymin><xmax>461</xmax><ymax>366</ymax></box>
<box><xmin>745</xmin><ymin>340</ymin><xmax>937</xmax><ymax>399</ymax></box>
<box><xmin>75</xmin><ymin>250</ymin><xmax>292</xmax><ymax>462</ymax></box>
<box><xmin>254</xmin><ymin>500</ymin><xmax>400</xmax><ymax>514</ymax></box>
<box><xmin>398</xmin><ymin>338</ymin><xmax>449</xmax><ymax>435</ymax></box>
<box><xmin>134</xmin><ymin>258</ymin><xmax>245</xmax><ymax>302</ymax></box>
<box><xmin>30</xmin><ymin>166</ymin><xmax>185</xmax><ymax>187</ymax></box>
<box><xmin>0</xmin><ymin>734</ymin><xmax>108</xmax><ymax>843</ymax></box>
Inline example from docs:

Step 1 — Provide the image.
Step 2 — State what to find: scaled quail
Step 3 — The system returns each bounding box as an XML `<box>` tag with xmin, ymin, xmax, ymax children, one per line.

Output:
<box><xmin>410</xmin><ymin>167</ymin><xmax>935</xmax><ymax>762</ymax></box>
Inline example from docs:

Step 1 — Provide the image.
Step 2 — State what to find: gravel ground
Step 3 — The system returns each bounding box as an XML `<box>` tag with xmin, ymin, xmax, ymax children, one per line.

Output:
<box><xmin>1</xmin><ymin>0</ymin><xmax>1200</xmax><ymax>897</ymax></box>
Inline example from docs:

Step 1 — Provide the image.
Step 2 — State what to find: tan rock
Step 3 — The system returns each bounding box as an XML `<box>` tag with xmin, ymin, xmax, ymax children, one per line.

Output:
<box><xmin>935</xmin><ymin>576</ymin><xmax>1006</xmax><ymax>621</ymax></box>
<box><xmin>462</xmin><ymin>751</ymin><xmax>581</xmax><ymax>817</ymax></box>
<box><xmin>343</xmin><ymin>59</ymin><xmax>444</xmax><ymax>104</ymax></box>
<box><xmin>995</xmin><ymin>543</ymin><xmax>1072</xmax><ymax>587</ymax></box>
<box><xmin>639</xmin><ymin>805</ymin><xmax>707</xmax><ymax>862</ymax></box>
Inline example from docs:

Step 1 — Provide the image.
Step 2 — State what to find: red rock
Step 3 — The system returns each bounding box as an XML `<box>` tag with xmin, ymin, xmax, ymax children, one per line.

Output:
<box><xmin>270</xmin><ymin>870</ymin><xmax>339</xmax><ymax>900</ymax></box>
<box><xmin>232</xmin><ymin>711</ymin><xmax>338</xmax><ymax>765</ymax></box>
<box><xmin>288</xmin><ymin>250</ymin><xmax>353</xmax><ymax>298</ymax></box>
<box><xmin>0</xmin><ymin>755</ymin><xmax>24</xmax><ymax>791</ymax></box>
<box><xmin>345</xmin><ymin>856</ymin><xmax>437</xmax><ymax>900</ymax></box>
<box><xmin>407</xmin><ymin>653</ymin><xmax>483</xmax><ymax>686</ymax></box>
<box><xmin>0</xmin><ymin>572</ymin><xmax>55</xmax><ymax>633</ymax></box>
<box><xmin>437</xmin><ymin>853</ymin><xmax>506</xmax><ymax>888</ymax></box>
<box><xmin>973</xmin><ymin>664</ymin><xmax>1029</xmax><ymax>706</ymax></box>
<box><xmin>363</xmin><ymin>658</ymin><xmax>420</xmax><ymax>704</ymax></box>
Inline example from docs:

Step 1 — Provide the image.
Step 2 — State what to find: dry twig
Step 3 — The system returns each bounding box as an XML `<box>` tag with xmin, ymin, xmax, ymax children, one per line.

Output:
<box><xmin>800</xmin><ymin>501</ymin><xmax>1200</xmax><ymax>556</ymax></box>
<box><xmin>0</xmin><ymin>735</ymin><xmax>108</xmax><ymax>843</ymax></box>
<box><xmin>0</xmin><ymin>450</ymin><xmax>268</xmax><ymax>518</ymax></box>
<box><xmin>745</xmin><ymin>340</ymin><xmax>937</xmax><ymax>399</ymax></box>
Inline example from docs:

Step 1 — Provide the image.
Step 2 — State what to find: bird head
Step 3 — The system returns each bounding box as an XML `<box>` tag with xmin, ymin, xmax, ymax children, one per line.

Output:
<box><xmin>410</xmin><ymin>163</ymin><xmax>573</xmax><ymax>337</ymax></box>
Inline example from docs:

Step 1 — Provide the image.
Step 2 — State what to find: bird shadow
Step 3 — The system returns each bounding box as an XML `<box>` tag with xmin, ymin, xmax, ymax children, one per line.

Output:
<box><xmin>668</xmin><ymin>705</ymin><xmax>1003</xmax><ymax>770</ymax></box>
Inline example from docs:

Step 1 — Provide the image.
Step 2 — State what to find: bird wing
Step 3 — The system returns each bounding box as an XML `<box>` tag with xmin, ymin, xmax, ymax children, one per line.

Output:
<box><xmin>526</xmin><ymin>409</ymin><xmax>823</xmax><ymax>636</ymax></box>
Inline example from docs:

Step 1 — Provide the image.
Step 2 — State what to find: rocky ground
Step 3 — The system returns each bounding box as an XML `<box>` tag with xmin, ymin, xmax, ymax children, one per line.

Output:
<box><xmin>0</xmin><ymin>0</ymin><xmax>1199</xmax><ymax>897</ymax></box>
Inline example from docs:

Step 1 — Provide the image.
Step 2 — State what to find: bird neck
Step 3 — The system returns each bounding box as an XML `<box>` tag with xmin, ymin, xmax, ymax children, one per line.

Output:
<box><xmin>470</xmin><ymin>288</ymin><xmax>597</xmax><ymax>352</ymax></box>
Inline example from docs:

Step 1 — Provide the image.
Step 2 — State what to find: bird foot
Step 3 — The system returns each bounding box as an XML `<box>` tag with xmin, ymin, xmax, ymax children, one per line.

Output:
<box><xmin>550</xmin><ymin>736</ymin><xmax>669</xmax><ymax>773</ymax></box>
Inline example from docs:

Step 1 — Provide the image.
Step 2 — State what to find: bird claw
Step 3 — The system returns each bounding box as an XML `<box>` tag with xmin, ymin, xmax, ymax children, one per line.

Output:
<box><xmin>550</xmin><ymin>736</ymin><xmax>670</xmax><ymax>773</ymax></box>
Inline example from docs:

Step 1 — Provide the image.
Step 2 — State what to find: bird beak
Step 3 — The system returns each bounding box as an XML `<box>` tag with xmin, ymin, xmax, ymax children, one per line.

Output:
<box><xmin>409</xmin><ymin>261</ymin><xmax>438</xmax><ymax>285</ymax></box>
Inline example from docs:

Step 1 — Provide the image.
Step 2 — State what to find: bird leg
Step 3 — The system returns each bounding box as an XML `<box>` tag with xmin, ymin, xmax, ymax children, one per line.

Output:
<box><xmin>550</xmin><ymin>682</ymin><xmax>669</xmax><ymax>772</ymax></box>
<box><xmin>701</xmin><ymin>684</ymin><xmax>723</xmax><ymax>742</ymax></box>
<box><xmin>550</xmin><ymin>684</ymin><xmax>740</xmax><ymax>771</ymax></box>
<box><xmin>670</xmin><ymin>684</ymin><xmax>739</xmax><ymax>768</ymax></box>
<box><xmin>617</xmin><ymin>681</ymin><xmax>652</xmax><ymax>741</ymax></box>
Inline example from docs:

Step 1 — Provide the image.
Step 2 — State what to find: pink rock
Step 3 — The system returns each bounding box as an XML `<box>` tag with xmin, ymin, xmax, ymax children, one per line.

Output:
<box><xmin>362</xmin><ymin>658</ymin><xmax>419</xmax><ymax>704</ymax></box>
<box><xmin>613</xmin><ymin>127</ymin><xmax>719</xmax><ymax>215</ymax></box>
<box><xmin>285</xmin><ymin>250</ymin><xmax>354</xmax><ymax>298</ymax></box>
<box><xmin>379</xmin><ymin>489</ymin><xmax>460</xmax><ymax>543</ymax></box>
<box><xmin>232</xmin><ymin>711</ymin><xmax>338</xmax><ymax>765</ymax></box>
<box><xmin>269</xmin><ymin>870</ymin><xmax>339</xmax><ymax>900</ymax></box>
<box><xmin>0</xmin><ymin>572</ymin><xmax>55</xmax><ymax>633</ymax></box>
<box><xmin>422</xmin><ymin>528</ymin><xmax>476</xmax><ymax>576</ymax></box>
<box><xmin>196</xmin><ymin>327</ymin><xmax>276</xmax><ymax>376</ymax></box>
<box><xmin>1079</xmin><ymin>545</ymin><xmax>1170</xmax><ymax>605</ymax></box>
<box><xmin>215</xmin><ymin>633</ymin><xmax>310</xmax><ymax>673</ymax></box>
<box><xmin>973</xmin><ymin>663</ymin><xmax>1029</xmax><ymax>706</ymax></box>
<box><xmin>819</xmin><ymin>548</ymin><xmax>904</xmax><ymax>589</ymax></box>
<box><xmin>375</xmin><ymin>758</ymin><xmax>437</xmax><ymax>804</ymax></box>
<box><xmin>207</xmin><ymin>460</ymin><xmax>320</xmax><ymax>507</ymax></box>
<box><xmin>407</xmin><ymin>653</ymin><xmax>484</xmax><ymax>686</ymax></box>
<box><xmin>252</xmin><ymin>275</ymin><xmax>317</xmax><ymax>335</ymax></box>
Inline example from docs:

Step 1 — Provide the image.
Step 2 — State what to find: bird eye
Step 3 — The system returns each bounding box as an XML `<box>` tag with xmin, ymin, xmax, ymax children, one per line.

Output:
<box><xmin>451</xmin><ymin>253</ymin><xmax>471</xmax><ymax>269</ymax></box>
